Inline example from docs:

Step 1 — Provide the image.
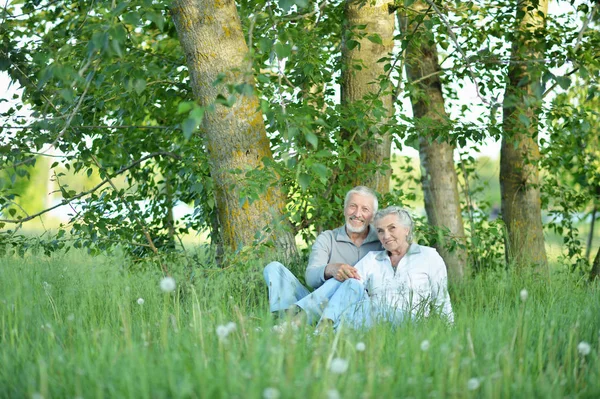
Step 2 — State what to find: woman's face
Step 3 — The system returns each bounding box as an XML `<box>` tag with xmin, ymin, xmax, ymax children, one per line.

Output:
<box><xmin>375</xmin><ymin>214</ymin><xmax>410</xmax><ymax>253</ymax></box>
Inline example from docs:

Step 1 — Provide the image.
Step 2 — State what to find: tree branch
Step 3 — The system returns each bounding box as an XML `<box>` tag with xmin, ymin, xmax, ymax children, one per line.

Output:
<box><xmin>1</xmin><ymin>124</ymin><xmax>179</xmax><ymax>130</ymax></box>
<box><xmin>90</xmin><ymin>154</ymin><xmax>170</xmax><ymax>276</ymax></box>
<box><xmin>0</xmin><ymin>151</ymin><xmax>180</xmax><ymax>225</ymax></box>
<box><xmin>420</xmin><ymin>0</ymin><xmax>495</xmax><ymax>107</ymax></box>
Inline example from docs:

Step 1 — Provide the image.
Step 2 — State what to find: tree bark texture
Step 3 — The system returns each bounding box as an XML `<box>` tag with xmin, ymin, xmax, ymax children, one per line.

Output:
<box><xmin>171</xmin><ymin>0</ymin><xmax>297</xmax><ymax>260</ymax></box>
<box><xmin>500</xmin><ymin>0</ymin><xmax>548</xmax><ymax>270</ymax></box>
<box><xmin>341</xmin><ymin>0</ymin><xmax>395</xmax><ymax>194</ymax></box>
<box><xmin>402</xmin><ymin>2</ymin><xmax>467</xmax><ymax>281</ymax></box>
<box><xmin>591</xmin><ymin>245</ymin><xmax>600</xmax><ymax>281</ymax></box>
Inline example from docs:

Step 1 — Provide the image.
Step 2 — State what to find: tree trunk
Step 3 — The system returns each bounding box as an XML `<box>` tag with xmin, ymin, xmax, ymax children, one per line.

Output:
<box><xmin>500</xmin><ymin>0</ymin><xmax>548</xmax><ymax>271</ymax></box>
<box><xmin>591</xmin><ymin>245</ymin><xmax>600</xmax><ymax>281</ymax></box>
<box><xmin>171</xmin><ymin>0</ymin><xmax>297</xmax><ymax>260</ymax></box>
<box><xmin>401</xmin><ymin>3</ymin><xmax>467</xmax><ymax>281</ymax></box>
<box><xmin>586</xmin><ymin>205</ymin><xmax>596</xmax><ymax>260</ymax></box>
<box><xmin>341</xmin><ymin>0</ymin><xmax>395</xmax><ymax>194</ymax></box>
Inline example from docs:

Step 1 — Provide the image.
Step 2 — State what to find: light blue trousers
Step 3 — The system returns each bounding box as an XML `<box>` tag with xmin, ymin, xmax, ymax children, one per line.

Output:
<box><xmin>263</xmin><ymin>261</ymin><xmax>367</xmax><ymax>327</ymax></box>
<box><xmin>264</xmin><ymin>261</ymin><xmax>406</xmax><ymax>329</ymax></box>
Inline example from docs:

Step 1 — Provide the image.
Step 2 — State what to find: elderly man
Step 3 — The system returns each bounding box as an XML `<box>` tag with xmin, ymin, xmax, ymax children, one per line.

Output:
<box><xmin>263</xmin><ymin>186</ymin><xmax>383</xmax><ymax>322</ymax></box>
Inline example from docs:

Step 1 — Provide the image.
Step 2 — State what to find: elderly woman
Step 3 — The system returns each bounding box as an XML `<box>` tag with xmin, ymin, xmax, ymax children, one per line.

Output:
<box><xmin>314</xmin><ymin>206</ymin><xmax>454</xmax><ymax>329</ymax></box>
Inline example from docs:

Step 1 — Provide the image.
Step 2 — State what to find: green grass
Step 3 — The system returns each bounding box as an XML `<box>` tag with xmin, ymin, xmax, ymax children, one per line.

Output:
<box><xmin>1</xmin><ymin>249</ymin><xmax>599</xmax><ymax>398</ymax></box>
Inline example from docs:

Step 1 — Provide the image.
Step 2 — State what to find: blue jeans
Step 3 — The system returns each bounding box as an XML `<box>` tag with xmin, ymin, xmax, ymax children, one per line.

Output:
<box><xmin>263</xmin><ymin>261</ymin><xmax>367</xmax><ymax>327</ymax></box>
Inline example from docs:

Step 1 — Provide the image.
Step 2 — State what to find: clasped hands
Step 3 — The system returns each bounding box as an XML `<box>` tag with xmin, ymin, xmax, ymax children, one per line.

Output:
<box><xmin>325</xmin><ymin>263</ymin><xmax>361</xmax><ymax>282</ymax></box>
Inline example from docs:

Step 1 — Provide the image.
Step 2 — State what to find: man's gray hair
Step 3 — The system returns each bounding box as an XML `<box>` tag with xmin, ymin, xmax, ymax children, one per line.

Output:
<box><xmin>344</xmin><ymin>186</ymin><xmax>378</xmax><ymax>213</ymax></box>
<box><xmin>374</xmin><ymin>206</ymin><xmax>414</xmax><ymax>244</ymax></box>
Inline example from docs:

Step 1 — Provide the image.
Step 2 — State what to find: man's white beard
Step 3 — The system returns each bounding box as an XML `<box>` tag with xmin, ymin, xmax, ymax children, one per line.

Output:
<box><xmin>346</xmin><ymin>219</ymin><xmax>367</xmax><ymax>234</ymax></box>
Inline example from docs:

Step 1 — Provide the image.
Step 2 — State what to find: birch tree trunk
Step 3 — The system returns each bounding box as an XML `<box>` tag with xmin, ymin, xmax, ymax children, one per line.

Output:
<box><xmin>171</xmin><ymin>0</ymin><xmax>297</xmax><ymax>260</ymax></box>
<box><xmin>500</xmin><ymin>0</ymin><xmax>548</xmax><ymax>270</ymax></box>
<box><xmin>341</xmin><ymin>0</ymin><xmax>395</xmax><ymax>194</ymax></box>
<box><xmin>401</xmin><ymin>3</ymin><xmax>467</xmax><ymax>281</ymax></box>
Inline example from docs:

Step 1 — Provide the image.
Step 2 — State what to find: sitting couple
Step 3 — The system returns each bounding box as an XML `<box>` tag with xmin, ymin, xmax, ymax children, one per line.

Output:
<box><xmin>264</xmin><ymin>186</ymin><xmax>454</xmax><ymax>330</ymax></box>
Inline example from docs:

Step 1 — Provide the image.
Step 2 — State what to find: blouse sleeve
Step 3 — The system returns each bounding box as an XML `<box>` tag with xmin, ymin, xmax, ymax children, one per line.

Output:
<box><xmin>428</xmin><ymin>250</ymin><xmax>454</xmax><ymax>323</ymax></box>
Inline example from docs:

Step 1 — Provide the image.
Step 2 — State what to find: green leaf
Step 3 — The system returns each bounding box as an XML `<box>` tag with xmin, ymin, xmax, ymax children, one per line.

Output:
<box><xmin>182</xmin><ymin>118</ymin><xmax>198</xmax><ymax>140</ymax></box>
<box><xmin>59</xmin><ymin>88</ymin><xmax>74</xmax><ymax>103</ymax></box>
<box><xmin>145</xmin><ymin>12</ymin><xmax>165</xmax><ymax>31</ymax></box>
<box><xmin>258</xmin><ymin>38</ymin><xmax>272</xmax><ymax>53</ymax></box>
<box><xmin>133</xmin><ymin>78</ymin><xmax>146</xmax><ymax>94</ymax></box>
<box><xmin>110</xmin><ymin>38</ymin><xmax>123</xmax><ymax>57</ymax></box>
<box><xmin>274</xmin><ymin>43</ymin><xmax>292</xmax><ymax>59</ymax></box>
<box><xmin>110</xmin><ymin>2</ymin><xmax>129</xmax><ymax>16</ymax></box>
<box><xmin>305</xmin><ymin>131</ymin><xmax>318</xmax><ymax>149</ymax></box>
<box><xmin>190</xmin><ymin>106</ymin><xmax>205</xmax><ymax>122</ymax></box>
<box><xmin>278</xmin><ymin>0</ymin><xmax>295</xmax><ymax>12</ymax></box>
<box><xmin>346</xmin><ymin>40</ymin><xmax>360</xmax><ymax>51</ymax></box>
<box><xmin>91</xmin><ymin>31</ymin><xmax>108</xmax><ymax>51</ymax></box>
<box><xmin>367</xmin><ymin>34</ymin><xmax>383</xmax><ymax>45</ymax></box>
<box><xmin>555</xmin><ymin>76</ymin><xmax>571</xmax><ymax>90</ymax></box>
<box><xmin>298</xmin><ymin>173</ymin><xmax>311</xmax><ymax>190</ymax></box>
<box><xmin>122</xmin><ymin>11</ymin><xmax>141</xmax><ymax>25</ymax></box>
<box><xmin>518</xmin><ymin>114</ymin><xmax>530</xmax><ymax>127</ymax></box>
<box><xmin>177</xmin><ymin>101</ymin><xmax>194</xmax><ymax>114</ymax></box>
<box><xmin>311</xmin><ymin>163</ymin><xmax>328</xmax><ymax>180</ymax></box>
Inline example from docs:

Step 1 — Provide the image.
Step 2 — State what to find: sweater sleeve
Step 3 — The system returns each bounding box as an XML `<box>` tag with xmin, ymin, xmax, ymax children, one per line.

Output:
<box><xmin>305</xmin><ymin>231</ymin><xmax>332</xmax><ymax>289</ymax></box>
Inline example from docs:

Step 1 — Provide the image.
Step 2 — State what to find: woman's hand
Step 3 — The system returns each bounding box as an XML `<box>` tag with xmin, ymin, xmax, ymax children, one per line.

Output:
<box><xmin>325</xmin><ymin>263</ymin><xmax>361</xmax><ymax>282</ymax></box>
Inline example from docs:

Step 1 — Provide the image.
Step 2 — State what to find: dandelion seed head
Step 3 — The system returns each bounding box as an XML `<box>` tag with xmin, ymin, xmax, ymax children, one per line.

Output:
<box><xmin>420</xmin><ymin>339</ymin><xmax>430</xmax><ymax>351</ymax></box>
<box><xmin>137</xmin><ymin>297</ymin><xmax>145</xmax><ymax>305</ymax></box>
<box><xmin>226</xmin><ymin>321</ymin><xmax>236</xmax><ymax>333</ymax></box>
<box><xmin>216</xmin><ymin>325</ymin><xmax>230</xmax><ymax>341</ymax></box>
<box><xmin>356</xmin><ymin>342</ymin><xmax>366</xmax><ymax>352</ymax></box>
<box><xmin>467</xmin><ymin>377</ymin><xmax>481</xmax><ymax>391</ymax></box>
<box><xmin>578</xmin><ymin>341</ymin><xmax>591</xmax><ymax>356</ymax></box>
<box><xmin>263</xmin><ymin>387</ymin><xmax>280</xmax><ymax>399</ymax></box>
<box><xmin>159</xmin><ymin>277</ymin><xmax>176</xmax><ymax>293</ymax></box>
<box><xmin>520</xmin><ymin>289</ymin><xmax>528</xmax><ymax>302</ymax></box>
<box><xmin>326</xmin><ymin>389</ymin><xmax>341</xmax><ymax>399</ymax></box>
<box><xmin>329</xmin><ymin>357</ymin><xmax>349</xmax><ymax>374</ymax></box>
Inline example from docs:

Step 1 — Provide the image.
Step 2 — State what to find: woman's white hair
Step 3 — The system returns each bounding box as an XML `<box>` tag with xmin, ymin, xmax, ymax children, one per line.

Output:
<box><xmin>373</xmin><ymin>206</ymin><xmax>414</xmax><ymax>244</ymax></box>
<box><xmin>344</xmin><ymin>186</ymin><xmax>378</xmax><ymax>213</ymax></box>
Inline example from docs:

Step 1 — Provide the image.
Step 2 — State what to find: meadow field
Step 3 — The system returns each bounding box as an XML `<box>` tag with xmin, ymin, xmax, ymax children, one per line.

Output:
<box><xmin>1</xmin><ymin>248</ymin><xmax>599</xmax><ymax>399</ymax></box>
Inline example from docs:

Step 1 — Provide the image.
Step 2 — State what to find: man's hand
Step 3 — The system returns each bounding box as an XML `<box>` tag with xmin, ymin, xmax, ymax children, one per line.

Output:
<box><xmin>325</xmin><ymin>263</ymin><xmax>361</xmax><ymax>282</ymax></box>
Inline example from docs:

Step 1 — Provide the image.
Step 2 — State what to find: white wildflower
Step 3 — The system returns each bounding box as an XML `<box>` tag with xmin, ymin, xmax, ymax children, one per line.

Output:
<box><xmin>66</xmin><ymin>313</ymin><xmax>75</xmax><ymax>322</ymax></box>
<box><xmin>329</xmin><ymin>357</ymin><xmax>349</xmax><ymax>374</ymax></box>
<box><xmin>467</xmin><ymin>377</ymin><xmax>481</xmax><ymax>391</ymax></box>
<box><xmin>520</xmin><ymin>289</ymin><xmax>528</xmax><ymax>302</ymax></box>
<box><xmin>272</xmin><ymin>322</ymin><xmax>298</xmax><ymax>335</ymax></box>
<box><xmin>216</xmin><ymin>325</ymin><xmax>230</xmax><ymax>341</ymax></box>
<box><xmin>355</xmin><ymin>342</ymin><xmax>366</xmax><ymax>352</ymax></box>
<box><xmin>137</xmin><ymin>298</ymin><xmax>145</xmax><ymax>305</ymax></box>
<box><xmin>577</xmin><ymin>341</ymin><xmax>591</xmax><ymax>356</ymax></box>
<box><xmin>326</xmin><ymin>389</ymin><xmax>341</xmax><ymax>399</ymax></box>
<box><xmin>262</xmin><ymin>387</ymin><xmax>280</xmax><ymax>399</ymax></box>
<box><xmin>159</xmin><ymin>277</ymin><xmax>176</xmax><ymax>293</ymax></box>
<box><xmin>420</xmin><ymin>340</ymin><xmax>430</xmax><ymax>351</ymax></box>
<box><xmin>225</xmin><ymin>321</ymin><xmax>237</xmax><ymax>334</ymax></box>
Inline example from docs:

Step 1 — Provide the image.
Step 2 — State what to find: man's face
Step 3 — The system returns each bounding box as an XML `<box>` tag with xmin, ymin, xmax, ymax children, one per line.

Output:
<box><xmin>344</xmin><ymin>193</ymin><xmax>375</xmax><ymax>234</ymax></box>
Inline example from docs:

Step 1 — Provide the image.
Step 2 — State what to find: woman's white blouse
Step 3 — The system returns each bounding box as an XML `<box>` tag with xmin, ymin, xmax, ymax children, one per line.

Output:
<box><xmin>354</xmin><ymin>244</ymin><xmax>454</xmax><ymax>323</ymax></box>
